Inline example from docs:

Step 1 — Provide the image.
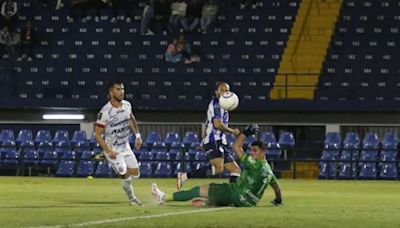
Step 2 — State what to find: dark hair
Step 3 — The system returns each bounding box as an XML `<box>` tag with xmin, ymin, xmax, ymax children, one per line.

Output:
<box><xmin>215</xmin><ymin>81</ymin><xmax>228</xmax><ymax>90</ymax></box>
<box><xmin>250</xmin><ymin>141</ymin><xmax>266</xmax><ymax>151</ymax></box>
<box><xmin>107</xmin><ymin>80</ymin><xmax>123</xmax><ymax>93</ymax></box>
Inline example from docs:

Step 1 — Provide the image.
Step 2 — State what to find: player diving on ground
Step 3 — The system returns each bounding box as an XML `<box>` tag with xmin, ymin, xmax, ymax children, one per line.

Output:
<box><xmin>152</xmin><ymin>124</ymin><xmax>283</xmax><ymax>207</ymax></box>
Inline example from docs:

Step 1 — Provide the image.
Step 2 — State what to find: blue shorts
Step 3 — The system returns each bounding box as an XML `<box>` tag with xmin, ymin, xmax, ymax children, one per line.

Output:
<box><xmin>203</xmin><ymin>141</ymin><xmax>235</xmax><ymax>164</ymax></box>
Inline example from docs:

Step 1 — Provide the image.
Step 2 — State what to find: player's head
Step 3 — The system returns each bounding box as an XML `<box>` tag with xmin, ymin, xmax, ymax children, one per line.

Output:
<box><xmin>107</xmin><ymin>80</ymin><xmax>124</xmax><ymax>102</ymax></box>
<box><xmin>250</xmin><ymin>141</ymin><xmax>266</xmax><ymax>159</ymax></box>
<box><xmin>214</xmin><ymin>82</ymin><xmax>230</xmax><ymax>98</ymax></box>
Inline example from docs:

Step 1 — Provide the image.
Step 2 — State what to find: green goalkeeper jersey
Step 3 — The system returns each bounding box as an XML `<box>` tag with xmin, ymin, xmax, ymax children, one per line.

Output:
<box><xmin>231</xmin><ymin>154</ymin><xmax>277</xmax><ymax>207</ymax></box>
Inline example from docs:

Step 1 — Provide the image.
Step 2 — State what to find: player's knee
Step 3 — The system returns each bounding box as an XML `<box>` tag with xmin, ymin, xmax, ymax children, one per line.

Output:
<box><xmin>128</xmin><ymin>168</ymin><xmax>140</xmax><ymax>178</ymax></box>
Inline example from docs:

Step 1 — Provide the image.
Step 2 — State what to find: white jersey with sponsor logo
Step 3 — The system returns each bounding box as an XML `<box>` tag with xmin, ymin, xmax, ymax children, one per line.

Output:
<box><xmin>96</xmin><ymin>100</ymin><xmax>133</xmax><ymax>154</ymax></box>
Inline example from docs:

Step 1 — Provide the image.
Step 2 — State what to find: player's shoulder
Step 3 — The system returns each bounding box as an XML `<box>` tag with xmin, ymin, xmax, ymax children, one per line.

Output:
<box><xmin>99</xmin><ymin>102</ymin><xmax>112</xmax><ymax>113</ymax></box>
<box><xmin>211</xmin><ymin>98</ymin><xmax>220</xmax><ymax>108</ymax></box>
<box><xmin>121</xmin><ymin>100</ymin><xmax>132</xmax><ymax>109</ymax></box>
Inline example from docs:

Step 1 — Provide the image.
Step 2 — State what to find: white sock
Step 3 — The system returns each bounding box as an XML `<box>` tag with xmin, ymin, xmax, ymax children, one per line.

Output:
<box><xmin>121</xmin><ymin>176</ymin><xmax>136</xmax><ymax>201</ymax></box>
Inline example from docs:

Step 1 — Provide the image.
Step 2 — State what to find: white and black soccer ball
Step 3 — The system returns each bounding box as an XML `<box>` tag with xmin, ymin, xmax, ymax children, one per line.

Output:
<box><xmin>219</xmin><ymin>91</ymin><xmax>239</xmax><ymax>111</ymax></box>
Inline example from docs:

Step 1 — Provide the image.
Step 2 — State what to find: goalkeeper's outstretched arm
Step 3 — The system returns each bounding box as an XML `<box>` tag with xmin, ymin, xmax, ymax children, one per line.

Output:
<box><xmin>232</xmin><ymin>133</ymin><xmax>246</xmax><ymax>158</ymax></box>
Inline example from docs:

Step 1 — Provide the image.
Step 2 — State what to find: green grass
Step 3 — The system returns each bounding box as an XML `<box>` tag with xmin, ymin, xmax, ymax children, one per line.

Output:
<box><xmin>0</xmin><ymin>177</ymin><xmax>399</xmax><ymax>228</ymax></box>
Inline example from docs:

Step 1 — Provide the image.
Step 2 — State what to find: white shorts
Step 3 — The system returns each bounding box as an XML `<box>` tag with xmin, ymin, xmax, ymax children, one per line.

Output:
<box><xmin>104</xmin><ymin>151</ymin><xmax>139</xmax><ymax>175</ymax></box>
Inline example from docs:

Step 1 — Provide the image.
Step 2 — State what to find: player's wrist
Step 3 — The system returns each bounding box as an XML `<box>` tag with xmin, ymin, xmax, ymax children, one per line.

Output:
<box><xmin>135</xmin><ymin>133</ymin><xmax>141</xmax><ymax>139</ymax></box>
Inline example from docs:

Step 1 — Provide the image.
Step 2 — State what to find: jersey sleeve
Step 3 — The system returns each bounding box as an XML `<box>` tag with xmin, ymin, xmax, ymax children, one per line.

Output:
<box><xmin>269</xmin><ymin>173</ymin><xmax>278</xmax><ymax>186</ymax></box>
<box><xmin>239</xmin><ymin>153</ymin><xmax>258</xmax><ymax>169</ymax></box>
<box><xmin>95</xmin><ymin>109</ymin><xmax>108</xmax><ymax>128</ymax></box>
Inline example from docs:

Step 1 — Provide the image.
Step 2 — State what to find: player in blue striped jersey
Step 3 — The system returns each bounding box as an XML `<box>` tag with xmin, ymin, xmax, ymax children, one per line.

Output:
<box><xmin>177</xmin><ymin>82</ymin><xmax>241</xmax><ymax>189</ymax></box>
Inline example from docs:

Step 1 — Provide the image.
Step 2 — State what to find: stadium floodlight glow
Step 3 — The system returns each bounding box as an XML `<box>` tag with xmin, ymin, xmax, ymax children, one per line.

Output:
<box><xmin>42</xmin><ymin>114</ymin><xmax>85</xmax><ymax>120</ymax></box>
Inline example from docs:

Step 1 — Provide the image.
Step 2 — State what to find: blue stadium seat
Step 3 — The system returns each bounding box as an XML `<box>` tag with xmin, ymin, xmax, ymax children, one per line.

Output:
<box><xmin>381</xmin><ymin>132</ymin><xmax>398</xmax><ymax>150</ymax></box>
<box><xmin>138</xmin><ymin>151</ymin><xmax>154</xmax><ymax>161</ymax></box>
<box><xmin>55</xmin><ymin>141</ymin><xmax>72</xmax><ymax>157</ymax></box>
<box><xmin>324</xmin><ymin>132</ymin><xmax>341</xmax><ymax>149</ymax></box>
<box><xmin>76</xmin><ymin>161</ymin><xmax>95</xmax><ymax>177</ymax></box>
<box><xmin>55</xmin><ymin>160</ymin><xmax>75</xmax><ymax>177</ymax></box>
<box><xmin>378</xmin><ymin>163</ymin><xmax>398</xmax><ymax>180</ymax></box>
<box><xmin>244</xmin><ymin>134</ymin><xmax>257</xmax><ymax>148</ymax></box>
<box><xmin>71</xmin><ymin>130</ymin><xmax>87</xmax><ymax>146</ymax></box>
<box><xmin>173</xmin><ymin>162</ymin><xmax>191</xmax><ymax>175</ymax></box>
<box><xmin>37</xmin><ymin>141</ymin><xmax>53</xmax><ymax>157</ymax></box>
<box><xmin>74</xmin><ymin>141</ymin><xmax>90</xmax><ymax>158</ymax></box>
<box><xmin>155</xmin><ymin>152</ymin><xmax>170</xmax><ymax>161</ymax></box>
<box><xmin>338</xmin><ymin>162</ymin><xmax>357</xmax><ymax>179</ymax></box>
<box><xmin>94</xmin><ymin>161</ymin><xmax>114</xmax><ymax>177</ymax></box>
<box><xmin>360</xmin><ymin>150</ymin><xmax>378</xmax><ymax>162</ymax></box>
<box><xmin>265</xmin><ymin>142</ymin><xmax>282</xmax><ymax>159</ymax></box>
<box><xmin>60</xmin><ymin>150</ymin><xmax>76</xmax><ymax>161</ymax></box>
<box><xmin>22</xmin><ymin>147</ymin><xmax>39</xmax><ymax>166</ymax></box>
<box><xmin>343</xmin><ymin>132</ymin><xmax>361</xmax><ymax>149</ymax></box>
<box><xmin>362</xmin><ymin>132</ymin><xmax>379</xmax><ymax>149</ymax></box>
<box><xmin>139</xmin><ymin>162</ymin><xmax>153</xmax><ymax>177</ymax></box>
<box><xmin>154</xmin><ymin>162</ymin><xmax>172</xmax><ymax>178</ymax></box>
<box><xmin>182</xmin><ymin>131</ymin><xmax>199</xmax><ymax>147</ymax></box>
<box><xmin>358</xmin><ymin>163</ymin><xmax>377</xmax><ymax>180</ymax></box>
<box><xmin>16</xmin><ymin>129</ymin><xmax>33</xmax><ymax>146</ymax></box>
<box><xmin>39</xmin><ymin>147</ymin><xmax>58</xmax><ymax>167</ymax></box>
<box><xmin>380</xmin><ymin>151</ymin><xmax>397</xmax><ymax>162</ymax></box>
<box><xmin>278</xmin><ymin>132</ymin><xmax>295</xmax><ymax>148</ymax></box>
<box><xmin>194</xmin><ymin>151</ymin><xmax>208</xmax><ymax>161</ymax></box>
<box><xmin>53</xmin><ymin>130</ymin><xmax>70</xmax><ymax>144</ymax></box>
<box><xmin>145</xmin><ymin>131</ymin><xmax>162</xmax><ymax>147</ymax></box>
<box><xmin>174</xmin><ymin>152</ymin><xmax>191</xmax><ymax>161</ymax></box>
<box><xmin>164</xmin><ymin>132</ymin><xmax>180</xmax><ymax>147</ymax></box>
<box><xmin>2</xmin><ymin>149</ymin><xmax>19</xmax><ymax>167</ymax></box>
<box><xmin>319</xmin><ymin>150</ymin><xmax>338</xmax><ymax>179</ymax></box>
<box><xmin>192</xmin><ymin>162</ymin><xmax>209</xmax><ymax>172</ymax></box>
<box><xmin>80</xmin><ymin>150</ymin><xmax>95</xmax><ymax>160</ymax></box>
<box><xmin>34</xmin><ymin>130</ymin><xmax>51</xmax><ymax>146</ymax></box>
<box><xmin>0</xmin><ymin>129</ymin><xmax>15</xmax><ymax>144</ymax></box>
<box><xmin>260</xmin><ymin>132</ymin><xmax>276</xmax><ymax>144</ymax></box>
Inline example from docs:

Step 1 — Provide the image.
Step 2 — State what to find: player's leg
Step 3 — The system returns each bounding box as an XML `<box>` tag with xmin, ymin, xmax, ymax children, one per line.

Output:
<box><xmin>151</xmin><ymin>183</ymin><xmax>209</xmax><ymax>205</ymax></box>
<box><xmin>223</xmin><ymin>148</ymin><xmax>241</xmax><ymax>183</ymax></box>
<box><xmin>177</xmin><ymin>142</ymin><xmax>224</xmax><ymax>189</ymax></box>
<box><xmin>122</xmin><ymin>153</ymin><xmax>142</xmax><ymax>206</ymax></box>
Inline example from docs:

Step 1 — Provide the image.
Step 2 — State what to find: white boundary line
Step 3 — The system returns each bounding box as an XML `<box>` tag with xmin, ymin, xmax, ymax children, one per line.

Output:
<box><xmin>29</xmin><ymin>207</ymin><xmax>232</xmax><ymax>228</ymax></box>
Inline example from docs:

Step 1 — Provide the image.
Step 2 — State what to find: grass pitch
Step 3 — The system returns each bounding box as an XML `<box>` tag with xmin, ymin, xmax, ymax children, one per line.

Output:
<box><xmin>0</xmin><ymin>177</ymin><xmax>399</xmax><ymax>228</ymax></box>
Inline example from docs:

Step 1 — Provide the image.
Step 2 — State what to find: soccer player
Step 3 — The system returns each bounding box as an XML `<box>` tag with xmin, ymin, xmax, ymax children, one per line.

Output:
<box><xmin>94</xmin><ymin>80</ymin><xmax>143</xmax><ymax>206</ymax></box>
<box><xmin>177</xmin><ymin>82</ymin><xmax>242</xmax><ymax>189</ymax></box>
<box><xmin>152</xmin><ymin>124</ymin><xmax>283</xmax><ymax>207</ymax></box>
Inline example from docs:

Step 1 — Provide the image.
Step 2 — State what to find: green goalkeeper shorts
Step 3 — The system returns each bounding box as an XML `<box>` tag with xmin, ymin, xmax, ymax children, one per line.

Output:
<box><xmin>208</xmin><ymin>183</ymin><xmax>236</xmax><ymax>206</ymax></box>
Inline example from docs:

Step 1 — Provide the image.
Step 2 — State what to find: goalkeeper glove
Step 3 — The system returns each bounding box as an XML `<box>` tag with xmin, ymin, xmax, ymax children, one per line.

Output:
<box><xmin>270</xmin><ymin>198</ymin><xmax>283</xmax><ymax>206</ymax></box>
<box><xmin>242</xmin><ymin>124</ymin><xmax>259</xmax><ymax>137</ymax></box>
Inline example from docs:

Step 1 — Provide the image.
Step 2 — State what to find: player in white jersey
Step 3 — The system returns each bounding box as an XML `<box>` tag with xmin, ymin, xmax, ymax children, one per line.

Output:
<box><xmin>177</xmin><ymin>82</ymin><xmax>242</xmax><ymax>189</ymax></box>
<box><xmin>94</xmin><ymin>80</ymin><xmax>143</xmax><ymax>206</ymax></box>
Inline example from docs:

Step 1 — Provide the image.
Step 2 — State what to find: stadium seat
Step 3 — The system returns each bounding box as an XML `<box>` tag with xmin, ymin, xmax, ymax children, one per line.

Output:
<box><xmin>173</xmin><ymin>162</ymin><xmax>191</xmax><ymax>176</ymax></box>
<box><xmin>155</xmin><ymin>152</ymin><xmax>170</xmax><ymax>161</ymax></box>
<box><xmin>74</xmin><ymin>141</ymin><xmax>90</xmax><ymax>158</ymax></box>
<box><xmin>379</xmin><ymin>151</ymin><xmax>397</xmax><ymax>162</ymax></box>
<box><xmin>94</xmin><ymin>161</ymin><xmax>114</xmax><ymax>177</ymax></box>
<box><xmin>174</xmin><ymin>152</ymin><xmax>191</xmax><ymax>161</ymax></box>
<box><xmin>244</xmin><ymin>134</ymin><xmax>257</xmax><ymax>148</ymax></box>
<box><xmin>343</xmin><ymin>132</ymin><xmax>361</xmax><ymax>149</ymax></box>
<box><xmin>76</xmin><ymin>161</ymin><xmax>95</xmax><ymax>177</ymax></box>
<box><xmin>0</xmin><ymin>129</ymin><xmax>15</xmax><ymax>144</ymax></box>
<box><xmin>2</xmin><ymin>149</ymin><xmax>19</xmax><ymax>167</ymax></box>
<box><xmin>278</xmin><ymin>132</ymin><xmax>295</xmax><ymax>148</ymax></box>
<box><xmin>319</xmin><ymin>150</ymin><xmax>338</xmax><ymax>179</ymax></box>
<box><xmin>324</xmin><ymin>132</ymin><xmax>341</xmax><ymax>149</ymax></box>
<box><xmin>338</xmin><ymin>162</ymin><xmax>357</xmax><ymax>179</ymax></box>
<box><xmin>381</xmin><ymin>132</ymin><xmax>398</xmax><ymax>150</ymax></box>
<box><xmin>53</xmin><ymin>130</ymin><xmax>70</xmax><ymax>144</ymax></box>
<box><xmin>139</xmin><ymin>162</ymin><xmax>153</xmax><ymax>177</ymax></box>
<box><xmin>138</xmin><ymin>151</ymin><xmax>154</xmax><ymax>161</ymax></box>
<box><xmin>60</xmin><ymin>150</ymin><xmax>76</xmax><ymax>161</ymax></box>
<box><xmin>260</xmin><ymin>132</ymin><xmax>276</xmax><ymax>144</ymax></box>
<box><xmin>22</xmin><ymin>147</ymin><xmax>39</xmax><ymax>166</ymax></box>
<box><xmin>225</xmin><ymin>133</ymin><xmax>236</xmax><ymax>146</ymax></box>
<box><xmin>378</xmin><ymin>163</ymin><xmax>397</xmax><ymax>180</ymax></box>
<box><xmin>37</xmin><ymin>141</ymin><xmax>53</xmax><ymax>157</ymax></box>
<box><xmin>265</xmin><ymin>142</ymin><xmax>282</xmax><ymax>159</ymax></box>
<box><xmin>360</xmin><ymin>150</ymin><xmax>378</xmax><ymax>162</ymax></box>
<box><xmin>55</xmin><ymin>141</ymin><xmax>72</xmax><ymax>157</ymax></box>
<box><xmin>71</xmin><ymin>130</ymin><xmax>87</xmax><ymax>146</ymax></box>
<box><xmin>194</xmin><ymin>151</ymin><xmax>208</xmax><ymax>161</ymax></box>
<box><xmin>80</xmin><ymin>150</ymin><xmax>95</xmax><ymax>160</ymax></box>
<box><xmin>154</xmin><ymin>162</ymin><xmax>172</xmax><ymax>178</ymax></box>
<box><xmin>164</xmin><ymin>132</ymin><xmax>180</xmax><ymax>147</ymax></box>
<box><xmin>192</xmin><ymin>162</ymin><xmax>209</xmax><ymax>173</ymax></box>
<box><xmin>55</xmin><ymin>160</ymin><xmax>75</xmax><ymax>177</ymax></box>
<box><xmin>145</xmin><ymin>131</ymin><xmax>162</xmax><ymax>147</ymax></box>
<box><xmin>34</xmin><ymin>130</ymin><xmax>51</xmax><ymax>146</ymax></box>
<box><xmin>182</xmin><ymin>131</ymin><xmax>199</xmax><ymax>147</ymax></box>
<box><xmin>362</xmin><ymin>132</ymin><xmax>379</xmax><ymax>149</ymax></box>
<box><xmin>16</xmin><ymin>129</ymin><xmax>33</xmax><ymax>146</ymax></box>
<box><xmin>358</xmin><ymin>163</ymin><xmax>377</xmax><ymax>180</ymax></box>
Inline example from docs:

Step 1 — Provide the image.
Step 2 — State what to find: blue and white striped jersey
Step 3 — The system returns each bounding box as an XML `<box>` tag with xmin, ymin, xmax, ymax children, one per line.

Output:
<box><xmin>203</xmin><ymin>98</ymin><xmax>229</xmax><ymax>145</ymax></box>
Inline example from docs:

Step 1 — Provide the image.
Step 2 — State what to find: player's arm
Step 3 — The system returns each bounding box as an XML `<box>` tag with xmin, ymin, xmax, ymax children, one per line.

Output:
<box><xmin>270</xmin><ymin>176</ymin><xmax>283</xmax><ymax>206</ymax></box>
<box><xmin>94</xmin><ymin>126</ymin><xmax>117</xmax><ymax>159</ymax></box>
<box><xmin>129</xmin><ymin>113</ymin><xmax>142</xmax><ymax>150</ymax></box>
<box><xmin>213</xmin><ymin>118</ymin><xmax>240</xmax><ymax>136</ymax></box>
<box><xmin>232</xmin><ymin>124</ymin><xmax>260</xmax><ymax>159</ymax></box>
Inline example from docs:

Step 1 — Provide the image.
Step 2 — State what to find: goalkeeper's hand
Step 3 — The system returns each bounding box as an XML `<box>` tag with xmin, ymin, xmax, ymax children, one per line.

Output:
<box><xmin>270</xmin><ymin>198</ymin><xmax>283</xmax><ymax>206</ymax></box>
<box><xmin>242</xmin><ymin>124</ymin><xmax>259</xmax><ymax>137</ymax></box>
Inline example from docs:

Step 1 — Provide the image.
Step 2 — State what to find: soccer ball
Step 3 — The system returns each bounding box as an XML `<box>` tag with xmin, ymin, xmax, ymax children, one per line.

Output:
<box><xmin>219</xmin><ymin>91</ymin><xmax>239</xmax><ymax>111</ymax></box>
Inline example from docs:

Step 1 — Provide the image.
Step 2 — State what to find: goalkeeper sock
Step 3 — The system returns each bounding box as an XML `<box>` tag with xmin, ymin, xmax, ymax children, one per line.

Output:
<box><xmin>121</xmin><ymin>176</ymin><xmax>136</xmax><ymax>201</ymax></box>
<box><xmin>229</xmin><ymin>172</ymin><xmax>240</xmax><ymax>183</ymax></box>
<box><xmin>187</xmin><ymin>165</ymin><xmax>216</xmax><ymax>178</ymax></box>
<box><xmin>173</xmin><ymin>186</ymin><xmax>200</xmax><ymax>201</ymax></box>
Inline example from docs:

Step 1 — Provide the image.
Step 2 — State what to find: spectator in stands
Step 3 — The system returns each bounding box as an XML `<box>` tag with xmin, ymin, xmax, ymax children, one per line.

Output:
<box><xmin>200</xmin><ymin>0</ymin><xmax>218</xmax><ymax>34</ymax></box>
<box><xmin>181</xmin><ymin>0</ymin><xmax>202</xmax><ymax>33</ymax></box>
<box><xmin>240</xmin><ymin>0</ymin><xmax>259</xmax><ymax>10</ymax></box>
<box><xmin>169</xmin><ymin>0</ymin><xmax>187</xmax><ymax>33</ymax></box>
<box><xmin>177</xmin><ymin>34</ymin><xmax>200</xmax><ymax>64</ymax></box>
<box><xmin>17</xmin><ymin>21</ymin><xmax>36</xmax><ymax>62</ymax></box>
<box><xmin>67</xmin><ymin>0</ymin><xmax>89</xmax><ymax>23</ymax></box>
<box><xmin>1</xmin><ymin>0</ymin><xmax>18</xmax><ymax>27</ymax></box>
<box><xmin>140</xmin><ymin>0</ymin><xmax>155</xmax><ymax>35</ymax></box>
<box><xmin>0</xmin><ymin>25</ymin><xmax>20</xmax><ymax>55</ymax></box>
<box><xmin>165</xmin><ymin>37</ymin><xmax>183</xmax><ymax>63</ymax></box>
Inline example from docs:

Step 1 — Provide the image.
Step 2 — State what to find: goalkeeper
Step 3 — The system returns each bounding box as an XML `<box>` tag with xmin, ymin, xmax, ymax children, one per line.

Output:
<box><xmin>151</xmin><ymin>124</ymin><xmax>283</xmax><ymax>207</ymax></box>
